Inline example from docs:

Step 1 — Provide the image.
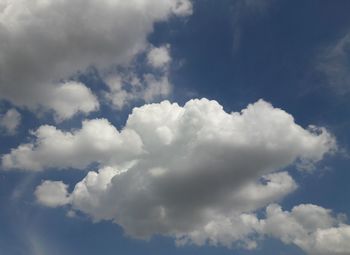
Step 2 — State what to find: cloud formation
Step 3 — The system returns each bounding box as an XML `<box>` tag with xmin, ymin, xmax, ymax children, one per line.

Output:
<box><xmin>0</xmin><ymin>108</ymin><xmax>21</xmax><ymax>135</ymax></box>
<box><xmin>35</xmin><ymin>181</ymin><xmax>70</xmax><ymax>208</ymax></box>
<box><xmin>37</xmin><ymin>179</ymin><xmax>350</xmax><ymax>255</ymax></box>
<box><xmin>104</xmin><ymin>45</ymin><xmax>172</xmax><ymax>109</ymax></box>
<box><xmin>0</xmin><ymin>0</ymin><xmax>192</xmax><ymax>118</ymax></box>
<box><xmin>2</xmin><ymin>118</ymin><xmax>143</xmax><ymax>171</ymax></box>
<box><xmin>25</xmin><ymin>98</ymin><xmax>339</xmax><ymax>254</ymax></box>
<box><xmin>147</xmin><ymin>45</ymin><xmax>172</xmax><ymax>69</ymax></box>
<box><xmin>261</xmin><ymin>204</ymin><xmax>350</xmax><ymax>255</ymax></box>
<box><xmin>44</xmin><ymin>81</ymin><xmax>99</xmax><ymax>121</ymax></box>
<box><xmin>177</xmin><ymin>203</ymin><xmax>350</xmax><ymax>255</ymax></box>
<box><xmin>317</xmin><ymin>33</ymin><xmax>350</xmax><ymax>93</ymax></box>
<box><xmin>3</xmin><ymin>99</ymin><xmax>335</xmax><ymax>172</ymax></box>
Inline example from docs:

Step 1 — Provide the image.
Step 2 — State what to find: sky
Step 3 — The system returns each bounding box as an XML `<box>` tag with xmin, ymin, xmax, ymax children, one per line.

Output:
<box><xmin>1</xmin><ymin>0</ymin><xmax>350</xmax><ymax>255</ymax></box>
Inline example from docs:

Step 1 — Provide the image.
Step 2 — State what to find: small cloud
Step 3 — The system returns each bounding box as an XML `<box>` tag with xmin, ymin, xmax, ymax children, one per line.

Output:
<box><xmin>35</xmin><ymin>180</ymin><xmax>70</xmax><ymax>208</ymax></box>
<box><xmin>147</xmin><ymin>45</ymin><xmax>172</xmax><ymax>70</ymax></box>
<box><xmin>104</xmin><ymin>44</ymin><xmax>173</xmax><ymax>110</ymax></box>
<box><xmin>316</xmin><ymin>33</ymin><xmax>350</xmax><ymax>94</ymax></box>
<box><xmin>0</xmin><ymin>108</ymin><xmax>21</xmax><ymax>135</ymax></box>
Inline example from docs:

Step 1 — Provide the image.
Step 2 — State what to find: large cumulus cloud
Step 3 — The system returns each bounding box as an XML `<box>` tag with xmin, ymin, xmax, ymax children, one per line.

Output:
<box><xmin>19</xmin><ymin>98</ymin><xmax>339</xmax><ymax>254</ymax></box>
<box><xmin>0</xmin><ymin>0</ymin><xmax>192</xmax><ymax>118</ymax></box>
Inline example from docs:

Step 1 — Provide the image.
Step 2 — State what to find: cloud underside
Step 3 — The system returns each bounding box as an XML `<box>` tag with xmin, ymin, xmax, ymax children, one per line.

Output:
<box><xmin>0</xmin><ymin>0</ymin><xmax>191</xmax><ymax>119</ymax></box>
<box><xmin>19</xmin><ymin>98</ymin><xmax>342</xmax><ymax>254</ymax></box>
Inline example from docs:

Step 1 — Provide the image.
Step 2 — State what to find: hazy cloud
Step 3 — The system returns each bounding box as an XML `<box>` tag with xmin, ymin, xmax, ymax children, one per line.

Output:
<box><xmin>317</xmin><ymin>33</ymin><xmax>350</xmax><ymax>94</ymax></box>
<box><xmin>0</xmin><ymin>108</ymin><xmax>21</xmax><ymax>135</ymax></box>
<box><xmin>147</xmin><ymin>45</ymin><xmax>172</xmax><ymax>69</ymax></box>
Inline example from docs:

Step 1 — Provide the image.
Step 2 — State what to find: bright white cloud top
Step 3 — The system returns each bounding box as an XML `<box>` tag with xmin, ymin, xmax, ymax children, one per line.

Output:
<box><xmin>0</xmin><ymin>0</ymin><xmax>192</xmax><ymax>119</ymax></box>
<box><xmin>2</xmin><ymin>99</ymin><xmax>334</xmax><ymax>171</ymax></box>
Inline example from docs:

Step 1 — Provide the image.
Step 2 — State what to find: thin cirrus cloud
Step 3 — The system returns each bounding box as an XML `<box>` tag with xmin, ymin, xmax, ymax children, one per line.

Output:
<box><xmin>317</xmin><ymin>32</ymin><xmax>350</xmax><ymax>94</ymax></box>
<box><xmin>22</xmin><ymin>98</ymin><xmax>342</xmax><ymax>254</ymax></box>
<box><xmin>0</xmin><ymin>0</ymin><xmax>192</xmax><ymax>119</ymax></box>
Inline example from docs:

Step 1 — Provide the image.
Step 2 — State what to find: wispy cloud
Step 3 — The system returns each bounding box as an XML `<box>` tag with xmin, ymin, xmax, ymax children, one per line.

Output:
<box><xmin>317</xmin><ymin>33</ymin><xmax>350</xmax><ymax>94</ymax></box>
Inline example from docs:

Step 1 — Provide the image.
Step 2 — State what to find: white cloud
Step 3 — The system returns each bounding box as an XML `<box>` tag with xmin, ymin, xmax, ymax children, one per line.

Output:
<box><xmin>0</xmin><ymin>108</ymin><xmax>21</xmax><ymax>135</ymax></box>
<box><xmin>3</xmin><ymin>99</ymin><xmax>334</xmax><ymax>172</ymax></box>
<box><xmin>25</xmin><ymin>98</ymin><xmax>336</xmax><ymax>251</ymax></box>
<box><xmin>0</xmin><ymin>0</ymin><xmax>192</xmax><ymax>117</ymax></box>
<box><xmin>35</xmin><ymin>174</ymin><xmax>350</xmax><ymax>255</ymax></box>
<box><xmin>176</xmin><ymin>203</ymin><xmax>350</xmax><ymax>255</ymax></box>
<box><xmin>143</xmin><ymin>74</ymin><xmax>172</xmax><ymax>102</ymax></box>
<box><xmin>35</xmin><ymin>181</ymin><xmax>70</xmax><ymax>208</ymax></box>
<box><xmin>104</xmin><ymin>45</ymin><xmax>173</xmax><ymax>109</ymax></box>
<box><xmin>44</xmin><ymin>81</ymin><xmax>99</xmax><ymax>121</ymax></box>
<box><xmin>104</xmin><ymin>71</ymin><xmax>172</xmax><ymax>110</ymax></box>
<box><xmin>171</xmin><ymin>0</ymin><xmax>193</xmax><ymax>16</ymax></box>
<box><xmin>36</xmin><ymin>171</ymin><xmax>350</xmax><ymax>255</ymax></box>
<box><xmin>261</xmin><ymin>204</ymin><xmax>350</xmax><ymax>255</ymax></box>
<box><xmin>2</xmin><ymin>118</ymin><xmax>143</xmax><ymax>171</ymax></box>
<box><xmin>147</xmin><ymin>45</ymin><xmax>172</xmax><ymax>69</ymax></box>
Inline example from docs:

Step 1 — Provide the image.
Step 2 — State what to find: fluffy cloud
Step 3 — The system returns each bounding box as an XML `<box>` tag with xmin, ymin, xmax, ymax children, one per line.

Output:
<box><xmin>2</xmin><ymin>118</ymin><xmax>143</xmax><ymax>171</ymax></box>
<box><xmin>35</xmin><ymin>181</ymin><xmax>70</xmax><ymax>208</ymax></box>
<box><xmin>147</xmin><ymin>45</ymin><xmax>172</xmax><ymax>69</ymax></box>
<box><xmin>43</xmin><ymin>81</ymin><xmax>99</xmax><ymax>121</ymax></box>
<box><xmin>0</xmin><ymin>108</ymin><xmax>21</xmax><ymax>134</ymax></box>
<box><xmin>3</xmin><ymin>99</ymin><xmax>335</xmax><ymax>172</ymax></box>
<box><xmin>24</xmin><ymin>98</ymin><xmax>336</xmax><ymax>253</ymax></box>
<box><xmin>42</xmin><ymin>180</ymin><xmax>350</xmax><ymax>255</ymax></box>
<box><xmin>177</xmin><ymin>203</ymin><xmax>350</xmax><ymax>255</ymax></box>
<box><xmin>261</xmin><ymin>204</ymin><xmax>350</xmax><ymax>255</ymax></box>
<box><xmin>0</xmin><ymin>0</ymin><xmax>192</xmax><ymax>117</ymax></box>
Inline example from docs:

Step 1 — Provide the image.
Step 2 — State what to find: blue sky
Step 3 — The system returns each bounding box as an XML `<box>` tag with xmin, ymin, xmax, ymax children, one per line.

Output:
<box><xmin>1</xmin><ymin>1</ymin><xmax>350</xmax><ymax>255</ymax></box>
